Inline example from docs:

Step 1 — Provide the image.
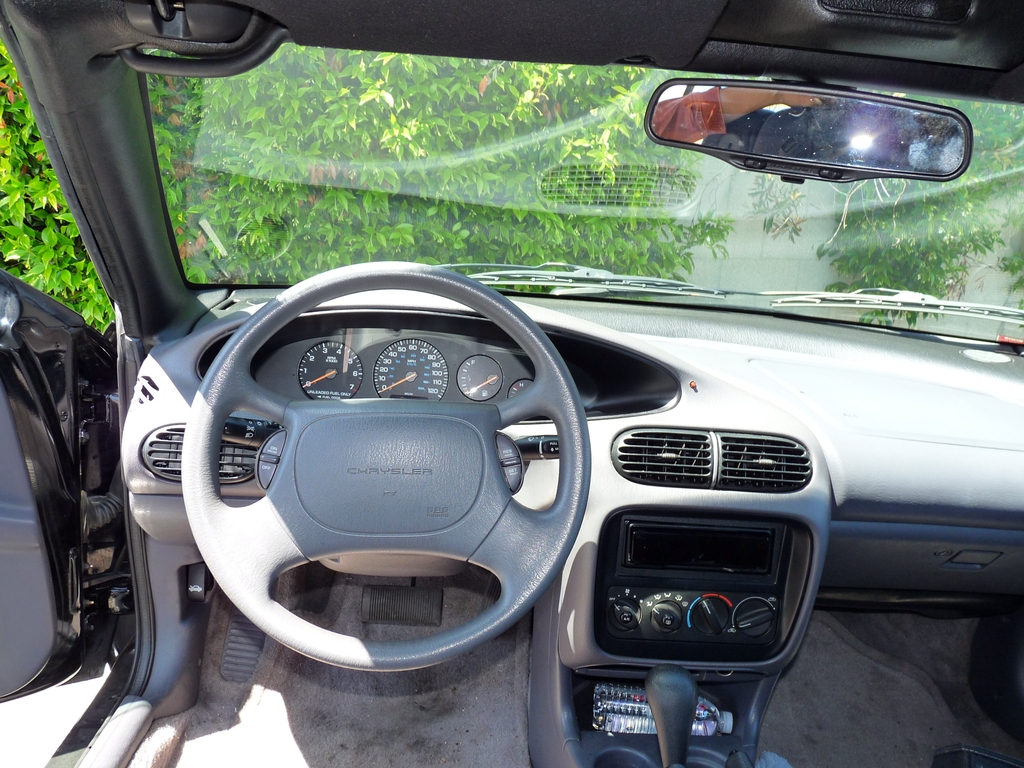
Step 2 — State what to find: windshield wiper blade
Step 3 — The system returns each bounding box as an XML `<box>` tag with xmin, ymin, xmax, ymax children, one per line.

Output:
<box><xmin>447</xmin><ymin>262</ymin><xmax>730</xmax><ymax>299</ymax></box>
<box><xmin>765</xmin><ymin>288</ymin><xmax>1024</xmax><ymax>324</ymax></box>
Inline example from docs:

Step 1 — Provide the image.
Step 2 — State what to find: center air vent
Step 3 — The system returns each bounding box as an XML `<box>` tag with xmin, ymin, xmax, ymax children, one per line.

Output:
<box><xmin>612</xmin><ymin>429</ymin><xmax>713</xmax><ymax>487</ymax></box>
<box><xmin>142</xmin><ymin>425</ymin><xmax>258</xmax><ymax>483</ymax></box>
<box><xmin>539</xmin><ymin>164</ymin><xmax>696</xmax><ymax>208</ymax></box>
<box><xmin>613</xmin><ymin>429</ymin><xmax>812</xmax><ymax>493</ymax></box>
<box><xmin>717</xmin><ymin>433</ymin><xmax>811</xmax><ymax>492</ymax></box>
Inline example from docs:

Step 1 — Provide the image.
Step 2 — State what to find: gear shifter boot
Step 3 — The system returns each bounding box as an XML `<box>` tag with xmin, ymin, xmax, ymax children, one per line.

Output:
<box><xmin>645</xmin><ymin>664</ymin><xmax>698</xmax><ymax>768</ymax></box>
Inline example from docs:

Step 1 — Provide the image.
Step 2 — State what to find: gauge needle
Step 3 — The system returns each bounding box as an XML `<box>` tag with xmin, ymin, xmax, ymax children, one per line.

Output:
<box><xmin>468</xmin><ymin>375</ymin><xmax>499</xmax><ymax>395</ymax></box>
<box><xmin>379</xmin><ymin>372</ymin><xmax>417</xmax><ymax>393</ymax></box>
<box><xmin>303</xmin><ymin>369</ymin><xmax>338</xmax><ymax>388</ymax></box>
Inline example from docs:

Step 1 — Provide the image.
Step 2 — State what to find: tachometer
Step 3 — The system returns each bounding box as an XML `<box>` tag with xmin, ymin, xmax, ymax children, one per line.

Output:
<box><xmin>298</xmin><ymin>341</ymin><xmax>364</xmax><ymax>400</ymax></box>
<box><xmin>374</xmin><ymin>339</ymin><xmax>449</xmax><ymax>399</ymax></box>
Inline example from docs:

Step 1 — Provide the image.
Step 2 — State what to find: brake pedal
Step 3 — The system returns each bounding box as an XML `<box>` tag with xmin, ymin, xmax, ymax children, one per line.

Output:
<box><xmin>360</xmin><ymin>585</ymin><xmax>444</xmax><ymax>626</ymax></box>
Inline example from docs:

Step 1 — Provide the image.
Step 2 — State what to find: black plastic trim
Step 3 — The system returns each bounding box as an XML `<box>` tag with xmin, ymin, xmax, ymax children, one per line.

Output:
<box><xmin>119</xmin><ymin>24</ymin><xmax>289</xmax><ymax>77</ymax></box>
<box><xmin>593</xmin><ymin>509</ymin><xmax>813</xmax><ymax>663</ymax></box>
<box><xmin>815</xmin><ymin>587</ymin><xmax>1023</xmax><ymax>617</ymax></box>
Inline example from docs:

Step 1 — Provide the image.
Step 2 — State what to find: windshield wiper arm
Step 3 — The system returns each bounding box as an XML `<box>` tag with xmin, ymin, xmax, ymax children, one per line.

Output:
<box><xmin>446</xmin><ymin>262</ymin><xmax>731</xmax><ymax>299</ymax></box>
<box><xmin>765</xmin><ymin>288</ymin><xmax>1024</xmax><ymax>324</ymax></box>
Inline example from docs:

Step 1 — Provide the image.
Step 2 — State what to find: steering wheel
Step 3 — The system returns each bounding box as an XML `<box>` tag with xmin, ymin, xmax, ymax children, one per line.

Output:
<box><xmin>181</xmin><ymin>263</ymin><xmax>590</xmax><ymax>670</ymax></box>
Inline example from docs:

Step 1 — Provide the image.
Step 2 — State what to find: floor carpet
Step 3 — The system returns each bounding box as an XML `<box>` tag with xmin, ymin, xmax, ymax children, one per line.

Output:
<box><xmin>759</xmin><ymin>611</ymin><xmax>1024</xmax><ymax>768</ymax></box>
<box><xmin>129</xmin><ymin>565</ymin><xmax>532</xmax><ymax>768</ymax></box>
<box><xmin>129</xmin><ymin>576</ymin><xmax>1024</xmax><ymax>768</ymax></box>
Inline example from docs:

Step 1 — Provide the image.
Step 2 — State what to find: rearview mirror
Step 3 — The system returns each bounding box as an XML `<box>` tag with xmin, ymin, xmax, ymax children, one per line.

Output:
<box><xmin>646</xmin><ymin>80</ymin><xmax>972</xmax><ymax>183</ymax></box>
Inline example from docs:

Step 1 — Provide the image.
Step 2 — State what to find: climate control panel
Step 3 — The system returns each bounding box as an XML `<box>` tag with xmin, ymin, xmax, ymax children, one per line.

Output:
<box><xmin>605</xmin><ymin>586</ymin><xmax>778</xmax><ymax>645</ymax></box>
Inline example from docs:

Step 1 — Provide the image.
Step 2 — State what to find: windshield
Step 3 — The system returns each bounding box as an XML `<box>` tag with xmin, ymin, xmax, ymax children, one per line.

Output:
<box><xmin>150</xmin><ymin>44</ymin><xmax>1024</xmax><ymax>343</ymax></box>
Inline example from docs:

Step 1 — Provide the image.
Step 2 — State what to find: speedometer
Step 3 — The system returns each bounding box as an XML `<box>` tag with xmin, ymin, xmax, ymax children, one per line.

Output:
<box><xmin>373</xmin><ymin>339</ymin><xmax>449</xmax><ymax>399</ymax></box>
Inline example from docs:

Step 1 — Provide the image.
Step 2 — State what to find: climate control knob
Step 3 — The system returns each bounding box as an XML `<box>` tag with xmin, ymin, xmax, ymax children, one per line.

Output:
<box><xmin>690</xmin><ymin>596</ymin><xmax>731</xmax><ymax>636</ymax></box>
<box><xmin>651</xmin><ymin>601</ymin><xmax>683</xmax><ymax>633</ymax></box>
<box><xmin>733</xmin><ymin>597</ymin><xmax>775</xmax><ymax>638</ymax></box>
<box><xmin>610</xmin><ymin>598</ymin><xmax>642</xmax><ymax>631</ymax></box>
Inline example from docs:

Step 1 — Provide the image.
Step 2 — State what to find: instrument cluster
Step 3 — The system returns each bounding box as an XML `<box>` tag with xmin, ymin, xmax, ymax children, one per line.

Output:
<box><xmin>254</xmin><ymin>323</ymin><xmax>535</xmax><ymax>404</ymax></box>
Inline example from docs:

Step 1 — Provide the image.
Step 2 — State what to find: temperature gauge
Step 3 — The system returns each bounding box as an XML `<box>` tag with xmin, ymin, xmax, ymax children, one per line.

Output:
<box><xmin>507</xmin><ymin>378</ymin><xmax>533</xmax><ymax>399</ymax></box>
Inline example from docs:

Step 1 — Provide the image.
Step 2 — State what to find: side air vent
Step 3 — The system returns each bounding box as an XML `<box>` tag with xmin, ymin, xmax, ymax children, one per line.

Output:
<box><xmin>717</xmin><ymin>433</ymin><xmax>811</xmax><ymax>492</ymax></box>
<box><xmin>142</xmin><ymin>425</ymin><xmax>258</xmax><ymax>483</ymax></box>
<box><xmin>612</xmin><ymin>429</ymin><xmax>713</xmax><ymax>487</ymax></box>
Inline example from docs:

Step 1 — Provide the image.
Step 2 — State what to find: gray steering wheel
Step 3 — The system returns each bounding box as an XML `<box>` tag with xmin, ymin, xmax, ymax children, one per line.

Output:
<box><xmin>181</xmin><ymin>263</ymin><xmax>590</xmax><ymax>670</ymax></box>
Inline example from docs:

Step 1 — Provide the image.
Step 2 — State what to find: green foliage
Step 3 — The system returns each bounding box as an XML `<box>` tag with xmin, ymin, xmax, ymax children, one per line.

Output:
<box><xmin>819</xmin><ymin>177</ymin><xmax>1003</xmax><ymax>301</ymax></box>
<box><xmin>749</xmin><ymin>175</ymin><xmax>806</xmax><ymax>243</ymax></box>
<box><xmin>817</xmin><ymin>100</ymin><xmax>1024</xmax><ymax>315</ymax></box>
<box><xmin>0</xmin><ymin>43</ymin><xmax>112</xmax><ymax>328</ymax></box>
<box><xmin>1001</xmin><ymin>250</ymin><xmax>1024</xmax><ymax>298</ymax></box>
<box><xmin>149</xmin><ymin>47</ymin><xmax>732</xmax><ymax>285</ymax></box>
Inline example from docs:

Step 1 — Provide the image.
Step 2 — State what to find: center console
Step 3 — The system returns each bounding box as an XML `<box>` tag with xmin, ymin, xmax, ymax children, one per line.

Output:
<box><xmin>595</xmin><ymin>511</ymin><xmax>812</xmax><ymax>663</ymax></box>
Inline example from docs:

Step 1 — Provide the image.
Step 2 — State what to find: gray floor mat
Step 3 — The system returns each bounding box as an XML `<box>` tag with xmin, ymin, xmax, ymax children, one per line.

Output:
<box><xmin>829</xmin><ymin>611</ymin><xmax>1024</xmax><ymax>760</ymax></box>
<box><xmin>760</xmin><ymin>611</ymin><xmax>1024</xmax><ymax>768</ymax></box>
<box><xmin>131</xmin><ymin>566</ymin><xmax>532</xmax><ymax>768</ymax></box>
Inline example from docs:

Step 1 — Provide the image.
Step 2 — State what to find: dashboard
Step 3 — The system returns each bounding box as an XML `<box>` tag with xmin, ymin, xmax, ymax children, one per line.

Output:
<box><xmin>122</xmin><ymin>289</ymin><xmax>1024</xmax><ymax>684</ymax></box>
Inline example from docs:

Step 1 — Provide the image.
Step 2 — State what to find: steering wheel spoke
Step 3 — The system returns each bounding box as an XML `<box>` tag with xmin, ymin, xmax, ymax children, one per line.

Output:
<box><xmin>225</xmin><ymin>372</ymin><xmax>292</xmax><ymax>425</ymax></box>
<box><xmin>217</xmin><ymin>497</ymin><xmax>307</xmax><ymax>585</ymax></box>
<box><xmin>498</xmin><ymin>373</ymin><xmax>557</xmax><ymax>426</ymax></box>
<box><xmin>469</xmin><ymin>498</ymin><xmax>566</xmax><ymax>610</ymax></box>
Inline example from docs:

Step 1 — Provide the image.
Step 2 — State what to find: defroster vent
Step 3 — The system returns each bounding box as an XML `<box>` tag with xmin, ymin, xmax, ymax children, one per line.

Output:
<box><xmin>612</xmin><ymin>429</ymin><xmax>713</xmax><ymax>487</ymax></box>
<box><xmin>717</xmin><ymin>433</ymin><xmax>811</xmax><ymax>492</ymax></box>
<box><xmin>142</xmin><ymin>425</ymin><xmax>258</xmax><ymax>483</ymax></box>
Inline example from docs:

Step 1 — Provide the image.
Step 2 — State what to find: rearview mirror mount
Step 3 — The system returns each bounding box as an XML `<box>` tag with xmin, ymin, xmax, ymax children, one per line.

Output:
<box><xmin>645</xmin><ymin>80</ymin><xmax>972</xmax><ymax>183</ymax></box>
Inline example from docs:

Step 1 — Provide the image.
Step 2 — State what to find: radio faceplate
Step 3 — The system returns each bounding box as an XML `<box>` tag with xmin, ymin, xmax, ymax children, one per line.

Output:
<box><xmin>594</xmin><ymin>510</ymin><xmax>811</xmax><ymax>663</ymax></box>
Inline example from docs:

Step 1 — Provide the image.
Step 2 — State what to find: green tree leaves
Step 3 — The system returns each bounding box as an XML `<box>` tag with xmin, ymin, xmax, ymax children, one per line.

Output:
<box><xmin>818</xmin><ymin>100</ymin><xmax>1024</xmax><ymax>319</ymax></box>
<box><xmin>149</xmin><ymin>46</ymin><xmax>732</xmax><ymax>286</ymax></box>
<box><xmin>0</xmin><ymin>43</ymin><xmax>112</xmax><ymax>328</ymax></box>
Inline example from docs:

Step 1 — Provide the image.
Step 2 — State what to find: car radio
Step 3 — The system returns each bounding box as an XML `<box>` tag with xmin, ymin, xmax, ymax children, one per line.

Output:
<box><xmin>594</xmin><ymin>512</ymin><xmax>810</xmax><ymax>662</ymax></box>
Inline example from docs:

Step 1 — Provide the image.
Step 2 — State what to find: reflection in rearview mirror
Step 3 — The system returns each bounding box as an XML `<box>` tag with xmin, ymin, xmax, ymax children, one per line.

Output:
<box><xmin>646</xmin><ymin>81</ymin><xmax>971</xmax><ymax>182</ymax></box>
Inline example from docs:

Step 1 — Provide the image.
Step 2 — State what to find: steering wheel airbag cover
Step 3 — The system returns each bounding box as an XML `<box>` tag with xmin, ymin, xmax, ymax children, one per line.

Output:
<box><xmin>294</xmin><ymin>412</ymin><xmax>485</xmax><ymax>533</ymax></box>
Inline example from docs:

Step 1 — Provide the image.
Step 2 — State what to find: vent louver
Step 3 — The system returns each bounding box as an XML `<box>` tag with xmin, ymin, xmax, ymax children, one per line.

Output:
<box><xmin>538</xmin><ymin>164</ymin><xmax>696</xmax><ymax>208</ymax></box>
<box><xmin>717</xmin><ymin>433</ymin><xmax>811</xmax><ymax>492</ymax></box>
<box><xmin>612</xmin><ymin>428</ymin><xmax>812</xmax><ymax>493</ymax></box>
<box><xmin>142</xmin><ymin>425</ymin><xmax>258</xmax><ymax>483</ymax></box>
<box><xmin>612</xmin><ymin>429</ymin><xmax>713</xmax><ymax>487</ymax></box>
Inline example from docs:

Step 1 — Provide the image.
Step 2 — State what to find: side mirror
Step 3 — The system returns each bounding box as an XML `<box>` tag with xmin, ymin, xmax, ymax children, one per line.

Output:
<box><xmin>646</xmin><ymin>80</ymin><xmax>972</xmax><ymax>183</ymax></box>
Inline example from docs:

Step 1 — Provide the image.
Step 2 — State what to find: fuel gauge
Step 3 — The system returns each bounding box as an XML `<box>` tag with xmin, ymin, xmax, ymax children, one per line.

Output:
<box><xmin>457</xmin><ymin>355</ymin><xmax>503</xmax><ymax>401</ymax></box>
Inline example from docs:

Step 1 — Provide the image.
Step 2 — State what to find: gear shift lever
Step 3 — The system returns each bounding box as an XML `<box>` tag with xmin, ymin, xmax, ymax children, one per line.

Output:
<box><xmin>645</xmin><ymin>664</ymin><xmax>698</xmax><ymax>768</ymax></box>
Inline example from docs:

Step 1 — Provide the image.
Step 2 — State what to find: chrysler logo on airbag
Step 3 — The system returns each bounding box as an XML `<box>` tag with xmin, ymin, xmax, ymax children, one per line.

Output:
<box><xmin>346</xmin><ymin>467</ymin><xmax>433</xmax><ymax>475</ymax></box>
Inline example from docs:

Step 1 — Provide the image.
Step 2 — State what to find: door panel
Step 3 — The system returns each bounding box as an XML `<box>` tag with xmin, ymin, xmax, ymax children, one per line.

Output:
<box><xmin>0</xmin><ymin>272</ymin><xmax>121</xmax><ymax>701</ymax></box>
<box><xmin>0</xmin><ymin>379</ymin><xmax>59</xmax><ymax>697</ymax></box>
